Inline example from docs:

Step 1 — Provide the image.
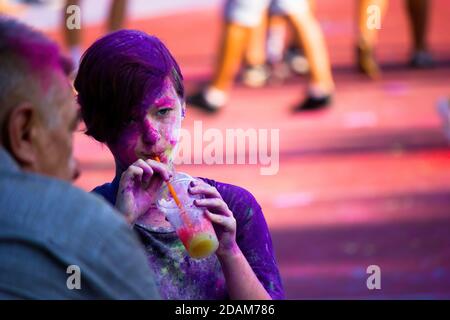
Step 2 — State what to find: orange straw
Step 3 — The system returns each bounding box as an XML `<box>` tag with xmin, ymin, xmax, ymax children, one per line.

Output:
<box><xmin>154</xmin><ymin>156</ymin><xmax>193</xmax><ymax>228</ymax></box>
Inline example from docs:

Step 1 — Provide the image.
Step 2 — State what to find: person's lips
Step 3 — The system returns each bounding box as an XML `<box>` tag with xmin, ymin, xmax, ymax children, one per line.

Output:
<box><xmin>140</xmin><ymin>153</ymin><xmax>157</xmax><ymax>160</ymax></box>
<box><xmin>139</xmin><ymin>151</ymin><xmax>164</xmax><ymax>161</ymax></box>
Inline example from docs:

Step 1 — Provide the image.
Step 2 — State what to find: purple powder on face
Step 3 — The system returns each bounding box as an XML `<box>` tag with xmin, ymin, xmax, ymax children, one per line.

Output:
<box><xmin>137</xmin><ymin>78</ymin><xmax>182</xmax><ymax>160</ymax></box>
<box><xmin>142</xmin><ymin>120</ymin><xmax>160</xmax><ymax>146</ymax></box>
<box><xmin>75</xmin><ymin>29</ymin><xmax>184</xmax><ymax>144</ymax></box>
<box><xmin>155</xmin><ymin>79</ymin><xmax>183</xmax><ymax>146</ymax></box>
<box><xmin>153</xmin><ymin>94</ymin><xmax>176</xmax><ymax>109</ymax></box>
<box><xmin>168</xmin><ymin>130</ymin><xmax>178</xmax><ymax>146</ymax></box>
<box><xmin>108</xmin><ymin>122</ymin><xmax>140</xmax><ymax>169</ymax></box>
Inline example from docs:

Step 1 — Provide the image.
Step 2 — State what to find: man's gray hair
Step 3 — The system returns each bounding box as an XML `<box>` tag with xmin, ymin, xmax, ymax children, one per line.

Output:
<box><xmin>0</xmin><ymin>16</ymin><xmax>73</xmax><ymax>140</ymax></box>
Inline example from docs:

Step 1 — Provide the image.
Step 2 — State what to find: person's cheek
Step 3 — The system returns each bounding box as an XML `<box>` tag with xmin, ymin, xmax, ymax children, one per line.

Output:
<box><xmin>167</xmin><ymin>126</ymin><xmax>179</xmax><ymax>148</ymax></box>
<box><xmin>162</xmin><ymin>120</ymin><xmax>181</xmax><ymax>163</ymax></box>
<box><xmin>142</xmin><ymin>119</ymin><xmax>160</xmax><ymax>146</ymax></box>
<box><xmin>165</xmin><ymin>111</ymin><xmax>181</xmax><ymax>146</ymax></box>
<box><xmin>112</xmin><ymin>125</ymin><xmax>140</xmax><ymax>167</ymax></box>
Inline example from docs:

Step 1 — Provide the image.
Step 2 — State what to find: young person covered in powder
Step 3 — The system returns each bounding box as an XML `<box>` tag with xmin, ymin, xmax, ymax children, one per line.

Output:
<box><xmin>74</xmin><ymin>30</ymin><xmax>284</xmax><ymax>300</ymax></box>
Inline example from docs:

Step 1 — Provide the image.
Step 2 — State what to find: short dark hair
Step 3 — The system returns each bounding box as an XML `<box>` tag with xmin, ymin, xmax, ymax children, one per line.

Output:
<box><xmin>0</xmin><ymin>16</ymin><xmax>72</xmax><ymax>137</ymax></box>
<box><xmin>74</xmin><ymin>30</ymin><xmax>184</xmax><ymax>144</ymax></box>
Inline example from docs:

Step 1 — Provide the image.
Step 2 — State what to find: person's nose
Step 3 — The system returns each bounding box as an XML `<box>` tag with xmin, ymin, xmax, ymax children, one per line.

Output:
<box><xmin>141</xmin><ymin>119</ymin><xmax>160</xmax><ymax>146</ymax></box>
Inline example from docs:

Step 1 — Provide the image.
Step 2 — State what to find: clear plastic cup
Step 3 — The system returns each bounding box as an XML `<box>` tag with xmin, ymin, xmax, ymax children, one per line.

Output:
<box><xmin>156</xmin><ymin>172</ymin><xmax>219</xmax><ymax>259</ymax></box>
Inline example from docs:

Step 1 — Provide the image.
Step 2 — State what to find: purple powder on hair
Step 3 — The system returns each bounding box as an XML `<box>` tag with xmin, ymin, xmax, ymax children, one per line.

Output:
<box><xmin>1</xmin><ymin>17</ymin><xmax>71</xmax><ymax>89</ymax></box>
<box><xmin>75</xmin><ymin>30</ymin><xmax>184</xmax><ymax>144</ymax></box>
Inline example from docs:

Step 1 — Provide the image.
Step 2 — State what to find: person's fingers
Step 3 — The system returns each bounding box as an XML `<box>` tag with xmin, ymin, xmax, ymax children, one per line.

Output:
<box><xmin>120</xmin><ymin>158</ymin><xmax>171</xmax><ymax>192</ymax></box>
<box><xmin>189</xmin><ymin>181</ymin><xmax>222</xmax><ymax>199</ymax></box>
<box><xmin>204</xmin><ymin>210</ymin><xmax>235</xmax><ymax>232</ymax></box>
<box><xmin>120</xmin><ymin>165</ymin><xmax>145</xmax><ymax>188</ymax></box>
<box><xmin>148</xmin><ymin>176</ymin><xmax>164</xmax><ymax>193</ymax></box>
<box><xmin>194</xmin><ymin>198</ymin><xmax>232</xmax><ymax>216</ymax></box>
<box><xmin>144</xmin><ymin>159</ymin><xmax>172</xmax><ymax>182</ymax></box>
<box><xmin>133</xmin><ymin>159</ymin><xmax>154</xmax><ymax>186</ymax></box>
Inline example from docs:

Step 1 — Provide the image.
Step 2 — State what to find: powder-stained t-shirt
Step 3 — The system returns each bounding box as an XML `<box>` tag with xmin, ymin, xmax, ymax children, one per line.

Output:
<box><xmin>93</xmin><ymin>175</ymin><xmax>285</xmax><ymax>300</ymax></box>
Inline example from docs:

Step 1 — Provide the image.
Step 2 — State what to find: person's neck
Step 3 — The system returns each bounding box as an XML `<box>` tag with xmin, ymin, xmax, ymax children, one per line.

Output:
<box><xmin>114</xmin><ymin>160</ymin><xmax>125</xmax><ymax>182</ymax></box>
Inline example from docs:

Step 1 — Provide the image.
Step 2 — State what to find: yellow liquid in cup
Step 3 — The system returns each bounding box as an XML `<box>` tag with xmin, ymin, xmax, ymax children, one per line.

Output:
<box><xmin>187</xmin><ymin>232</ymin><xmax>219</xmax><ymax>259</ymax></box>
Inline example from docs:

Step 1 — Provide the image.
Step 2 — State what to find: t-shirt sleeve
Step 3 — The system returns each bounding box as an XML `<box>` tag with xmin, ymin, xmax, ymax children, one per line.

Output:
<box><xmin>205</xmin><ymin>179</ymin><xmax>285</xmax><ymax>299</ymax></box>
<box><xmin>91</xmin><ymin>182</ymin><xmax>117</xmax><ymax>205</ymax></box>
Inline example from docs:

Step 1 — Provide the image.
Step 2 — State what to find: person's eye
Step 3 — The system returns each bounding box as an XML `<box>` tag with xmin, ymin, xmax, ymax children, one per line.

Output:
<box><xmin>157</xmin><ymin>108</ymin><xmax>172</xmax><ymax>116</ymax></box>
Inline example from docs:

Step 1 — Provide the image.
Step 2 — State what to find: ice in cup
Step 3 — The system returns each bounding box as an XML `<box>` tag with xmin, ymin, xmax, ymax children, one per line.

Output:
<box><xmin>156</xmin><ymin>172</ymin><xmax>219</xmax><ymax>259</ymax></box>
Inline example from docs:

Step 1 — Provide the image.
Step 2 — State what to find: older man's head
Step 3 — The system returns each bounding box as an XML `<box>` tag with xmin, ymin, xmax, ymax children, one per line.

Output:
<box><xmin>0</xmin><ymin>17</ymin><xmax>79</xmax><ymax>181</ymax></box>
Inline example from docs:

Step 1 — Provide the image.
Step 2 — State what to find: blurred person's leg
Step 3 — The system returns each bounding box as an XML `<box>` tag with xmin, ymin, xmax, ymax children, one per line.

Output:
<box><xmin>245</xmin><ymin>12</ymin><xmax>267</xmax><ymax>67</ymax></box>
<box><xmin>307</xmin><ymin>0</ymin><xmax>315</xmax><ymax>12</ymax></box>
<box><xmin>242</xmin><ymin>1</ymin><xmax>315</xmax><ymax>78</ymax></box>
<box><xmin>288</xmin><ymin>0</ymin><xmax>316</xmax><ymax>44</ymax></box>
<box><xmin>108</xmin><ymin>0</ymin><xmax>128</xmax><ymax>31</ymax></box>
<box><xmin>357</xmin><ymin>0</ymin><xmax>388</xmax><ymax>79</ymax></box>
<box><xmin>263</xmin><ymin>0</ymin><xmax>315</xmax><ymax>79</ymax></box>
<box><xmin>279</xmin><ymin>0</ymin><xmax>335</xmax><ymax>111</ymax></box>
<box><xmin>266</xmin><ymin>14</ymin><xmax>294</xmax><ymax>81</ymax></box>
<box><xmin>210</xmin><ymin>23</ymin><xmax>250</xmax><ymax>94</ymax></box>
<box><xmin>284</xmin><ymin>20</ymin><xmax>310</xmax><ymax>76</ymax></box>
<box><xmin>63</xmin><ymin>0</ymin><xmax>127</xmax><ymax>70</ymax></box>
<box><xmin>266</xmin><ymin>14</ymin><xmax>287</xmax><ymax>65</ymax></box>
<box><xmin>187</xmin><ymin>0</ymin><xmax>270</xmax><ymax>113</ymax></box>
<box><xmin>266</xmin><ymin>14</ymin><xmax>310</xmax><ymax>80</ymax></box>
<box><xmin>63</xmin><ymin>0</ymin><xmax>82</xmax><ymax>69</ymax></box>
<box><xmin>0</xmin><ymin>0</ymin><xmax>25</xmax><ymax>15</ymax></box>
<box><xmin>406</xmin><ymin>0</ymin><xmax>433</xmax><ymax>68</ymax></box>
<box><xmin>242</xmin><ymin>11</ymin><xmax>270</xmax><ymax>88</ymax></box>
<box><xmin>279</xmin><ymin>0</ymin><xmax>313</xmax><ymax>77</ymax></box>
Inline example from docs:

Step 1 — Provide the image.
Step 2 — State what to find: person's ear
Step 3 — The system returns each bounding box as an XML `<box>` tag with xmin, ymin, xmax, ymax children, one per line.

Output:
<box><xmin>6</xmin><ymin>103</ymin><xmax>40</xmax><ymax>167</ymax></box>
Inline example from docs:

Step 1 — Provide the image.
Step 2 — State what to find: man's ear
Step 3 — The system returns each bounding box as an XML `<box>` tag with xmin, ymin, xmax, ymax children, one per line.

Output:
<box><xmin>5</xmin><ymin>103</ymin><xmax>40</xmax><ymax>167</ymax></box>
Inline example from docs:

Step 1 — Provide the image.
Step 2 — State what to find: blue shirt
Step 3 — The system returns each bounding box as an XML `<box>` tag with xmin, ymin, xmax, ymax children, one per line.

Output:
<box><xmin>0</xmin><ymin>148</ymin><xmax>160</xmax><ymax>299</ymax></box>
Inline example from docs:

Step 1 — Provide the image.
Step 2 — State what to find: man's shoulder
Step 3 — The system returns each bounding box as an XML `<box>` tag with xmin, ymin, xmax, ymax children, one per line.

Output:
<box><xmin>0</xmin><ymin>170</ymin><xmax>126</xmax><ymax>250</ymax></box>
<box><xmin>0</xmin><ymin>171</ymin><xmax>159</xmax><ymax>299</ymax></box>
<box><xmin>0</xmin><ymin>169</ymin><xmax>117</xmax><ymax>215</ymax></box>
